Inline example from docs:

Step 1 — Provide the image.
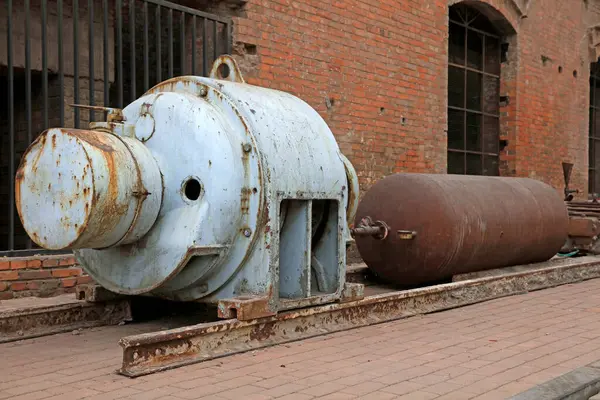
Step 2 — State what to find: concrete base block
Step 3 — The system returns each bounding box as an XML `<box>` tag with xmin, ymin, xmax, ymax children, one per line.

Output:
<box><xmin>510</xmin><ymin>365</ymin><xmax>600</xmax><ymax>400</ymax></box>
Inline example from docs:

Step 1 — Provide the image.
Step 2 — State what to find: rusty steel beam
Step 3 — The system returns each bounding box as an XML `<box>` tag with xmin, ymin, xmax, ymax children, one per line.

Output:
<box><xmin>118</xmin><ymin>256</ymin><xmax>600</xmax><ymax>378</ymax></box>
<box><xmin>1</xmin><ymin>297</ymin><xmax>131</xmax><ymax>343</ymax></box>
<box><xmin>568</xmin><ymin>217</ymin><xmax>600</xmax><ymax>238</ymax></box>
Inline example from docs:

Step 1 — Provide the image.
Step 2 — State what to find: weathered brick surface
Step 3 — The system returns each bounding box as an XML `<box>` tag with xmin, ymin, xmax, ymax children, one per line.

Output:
<box><xmin>0</xmin><ymin>255</ymin><xmax>88</xmax><ymax>299</ymax></box>
<box><xmin>2</xmin><ymin>278</ymin><xmax>600</xmax><ymax>399</ymax></box>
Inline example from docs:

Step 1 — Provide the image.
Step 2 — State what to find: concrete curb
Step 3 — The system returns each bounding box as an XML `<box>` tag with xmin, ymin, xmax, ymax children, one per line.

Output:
<box><xmin>510</xmin><ymin>363</ymin><xmax>600</xmax><ymax>400</ymax></box>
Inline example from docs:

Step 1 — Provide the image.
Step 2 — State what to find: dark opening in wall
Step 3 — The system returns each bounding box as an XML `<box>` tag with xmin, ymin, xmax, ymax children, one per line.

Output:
<box><xmin>447</xmin><ymin>3</ymin><xmax>501</xmax><ymax>176</ymax></box>
<box><xmin>0</xmin><ymin>69</ymin><xmax>60</xmax><ymax>252</ymax></box>
<box><xmin>589</xmin><ymin>63</ymin><xmax>600</xmax><ymax>195</ymax></box>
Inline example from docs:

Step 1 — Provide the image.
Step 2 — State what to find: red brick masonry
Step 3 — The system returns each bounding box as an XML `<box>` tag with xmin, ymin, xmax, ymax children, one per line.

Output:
<box><xmin>0</xmin><ymin>255</ymin><xmax>91</xmax><ymax>300</ymax></box>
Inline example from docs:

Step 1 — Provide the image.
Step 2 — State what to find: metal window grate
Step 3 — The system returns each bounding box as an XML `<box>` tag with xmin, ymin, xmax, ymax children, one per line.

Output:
<box><xmin>1</xmin><ymin>0</ymin><xmax>231</xmax><ymax>255</ymax></box>
<box><xmin>447</xmin><ymin>4</ymin><xmax>501</xmax><ymax>176</ymax></box>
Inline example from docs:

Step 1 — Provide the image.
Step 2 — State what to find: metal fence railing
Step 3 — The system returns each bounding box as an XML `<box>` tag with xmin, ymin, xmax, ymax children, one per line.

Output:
<box><xmin>1</xmin><ymin>0</ymin><xmax>231</xmax><ymax>255</ymax></box>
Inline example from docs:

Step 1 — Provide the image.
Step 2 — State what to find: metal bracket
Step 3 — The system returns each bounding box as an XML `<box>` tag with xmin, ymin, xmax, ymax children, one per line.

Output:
<box><xmin>209</xmin><ymin>55</ymin><xmax>246</xmax><ymax>83</ymax></box>
<box><xmin>217</xmin><ymin>295</ymin><xmax>276</xmax><ymax>321</ymax></box>
<box><xmin>563</xmin><ymin>162</ymin><xmax>579</xmax><ymax>201</ymax></box>
<box><xmin>339</xmin><ymin>282</ymin><xmax>365</xmax><ymax>303</ymax></box>
<box><xmin>351</xmin><ymin>216</ymin><xmax>389</xmax><ymax>240</ymax></box>
<box><xmin>75</xmin><ymin>284</ymin><xmax>125</xmax><ymax>303</ymax></box>
<box><xmin>69</xmin><ymin>104</ymin><xmax>125</xmax><ymax>122</ymax></box>
<box><xmin>397</xmin><ymin>230</ymin><xmax>417</xmax><ymax>240</ymax></box>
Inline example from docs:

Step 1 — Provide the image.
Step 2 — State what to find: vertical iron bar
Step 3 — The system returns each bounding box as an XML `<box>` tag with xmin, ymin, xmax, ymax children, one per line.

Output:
<box><xmin>74</xmin><ymin>0</ymin><xmax>80</xmax><ymax>127</ymax></box>
<box><xmin>180</xmin><ymin>12</ymin><xmax>185</xmax><ymax>75</ymax></box>
<box><xmin>463</xmin><ymin>26</ymin><xmax>467</xmax><ymax>174</ymax></box>
<box><xmin>89</xmin><ymin>0</ymin><xmax>95</xmax><ymax>122</ymax></box>
<box><xmin>42</xmin><ymin>0</ymin><xmax>48</xmax><ymax>130</ymax></box>
<box><xmin>143</xmin><ymin>1</ymin><xmax>149</xmax><ymax>91</ymax></box>
<box><xmin>130</xmin><ymin>0</ymin><xmax>136</xmax><ymax>101</ymax></box>
<box><xmin>8</xmin><ymin>0</ymin><xmax>14</xmax><ymax>250</ymax></box>
<box><xmin>168</xmin><ymin>9</ymin><xmax>173</xmax><ymax>78</ymax></box>
<box><xmin>225</xmin><ymin>21</ymin><xmax>231</xmax><ymax>54</ymax></box>
<box><xmin>191</xmin><ymin>16</ymin><xmax>196</xmax><ymax>75</ymax></box>
<box><xmin>481</xmin><ymin>35</ymin><xmax>485</xmax><ymax>173</ymax></box>
<box><xmin>156</xmin><ymin>5</ymin><xmax>161</xmax><ymax>82</ymax></box>
<box><xmin>202</xmin><ymin>18</ymin><xmax>208</xmax><ymax>76</ymax></box>
<box><xmin>25</xmin><ymin>0</ymin><xmax>32</xmax><ymax>249</ymax></box>
<box><xmin>116</xmin><ymin>0</ymin><xmax>123</xmax><ymax>107</ymax></box>
<box><xmin>58</xmin><ymin>0</ymin><xmax>64</xmax><ymax>126</ymax></box>
<box><xmin>103</xmin><ymin>0</ymin><xmax>109</xmax><ymax>106</ymax></box>
<box><xmin>213</xmin><ymin>20</ymin><xmax>218</xmax><ymax>60</ymax></box>
<box><xmin>25</xmin><ymin>0</ymin><xmax>31</xmax><ymax>144</ymax></box>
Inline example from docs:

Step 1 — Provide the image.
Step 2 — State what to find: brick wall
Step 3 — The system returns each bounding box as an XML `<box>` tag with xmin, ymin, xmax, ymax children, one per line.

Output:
<box><xmin>0</xmin><ymin>255</ymin><xmax>91</xmax><ymax>300</ymax></box>
<box><xmin>512</xmin><ymin>0</ymin><xmax>592</xmax><ymax>193</ymax></box>
<box><xmin>233</xmin><ymin>0</ymin><xmax>449</xmax><ymax>192</ymax></box>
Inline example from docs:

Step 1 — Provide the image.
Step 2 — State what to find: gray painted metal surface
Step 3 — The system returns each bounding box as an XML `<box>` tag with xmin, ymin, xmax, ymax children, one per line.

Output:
<box><xmin>15</xmin><ymin>56</ymin><xmax>358</xmax><ymax>314</ymax></box>
<box><xmin>16</xmin><ymin>128</ymin><xmax>162</xmax><ymax>250</ymax></box>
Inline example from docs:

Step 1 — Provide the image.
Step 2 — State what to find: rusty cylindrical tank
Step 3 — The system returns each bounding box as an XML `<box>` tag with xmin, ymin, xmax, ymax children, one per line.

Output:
<box><xmin>353</xmin><ymin>174</ymin><xmax>569</xmax><ymax>286</ymax></box>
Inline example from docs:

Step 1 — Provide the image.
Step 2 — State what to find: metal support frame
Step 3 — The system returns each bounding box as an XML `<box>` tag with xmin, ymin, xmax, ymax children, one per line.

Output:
<box><xmin>118</xmin><ymin>256</ymin><xmax>600</xmax><ymax>378</ymax></box>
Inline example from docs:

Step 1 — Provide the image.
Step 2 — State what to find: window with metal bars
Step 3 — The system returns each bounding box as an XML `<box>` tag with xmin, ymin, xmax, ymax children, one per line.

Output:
<box><xmin>590</xmin><ymin>62</ymin><xmax>600</xmax><ymax>196</ymax></box>
<box><xmin>447</xmin><ymin>4</ymin><xmax>501</xmax><ymax>176</ymax></box>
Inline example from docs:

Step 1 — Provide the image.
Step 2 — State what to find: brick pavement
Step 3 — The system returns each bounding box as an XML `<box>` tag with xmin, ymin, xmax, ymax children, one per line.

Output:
<box><xmin>3</xmin><ymin>279</ymin><xmax>600</xmax><ymax>400</ymax></box>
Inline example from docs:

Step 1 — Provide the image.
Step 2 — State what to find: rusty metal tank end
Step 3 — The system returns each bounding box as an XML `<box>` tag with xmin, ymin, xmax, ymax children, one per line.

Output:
<box><xmin>15</xmin><ymin>128</ymin><xmax>163</xmax><ymax>250</ymax></box>
<box><xmin>354</xmin><ymin>173</ymin><xmax>569</xmax><ymax>287</ymax></box>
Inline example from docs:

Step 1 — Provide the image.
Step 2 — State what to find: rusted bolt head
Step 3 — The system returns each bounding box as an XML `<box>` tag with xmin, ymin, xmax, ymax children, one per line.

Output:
<box><xmin>243</xmin><ymin>143</ymin><xmax>252</xmax><ymax>153</ymax></box>
<box><xmin>199</xmin><ymin>87</ymin><xmax>208</xmax><ymax>97</ymax></box>
<box><xmin>243</xmin><ymin>228</ymin><xmax>252</xmax><ymax>237</ymax></box>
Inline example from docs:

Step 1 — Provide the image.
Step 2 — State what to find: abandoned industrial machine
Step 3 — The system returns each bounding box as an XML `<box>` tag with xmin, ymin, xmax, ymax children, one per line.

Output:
<box><xmin>15</xmin><ymin>56</ymin><xmax>360</xmax><ymax>319</ymax></box>
<box><xmin>14</xmin><ymin>55</ymin><xmax>599</xmax><ymax>309</ymax></box>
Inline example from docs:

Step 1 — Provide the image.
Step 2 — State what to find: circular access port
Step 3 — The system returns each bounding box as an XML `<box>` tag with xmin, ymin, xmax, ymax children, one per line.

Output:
<box><xmin>183</xmin><ymin>178</ymin><xmax>202</xmax><ymax>201</ymax></box>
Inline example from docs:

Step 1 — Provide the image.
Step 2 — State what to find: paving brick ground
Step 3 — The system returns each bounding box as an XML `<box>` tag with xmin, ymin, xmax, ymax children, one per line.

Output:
<box><xmin>3</xmin><ymin>279</ymin><xmax>600</xmax><ymax>400</ymax></box>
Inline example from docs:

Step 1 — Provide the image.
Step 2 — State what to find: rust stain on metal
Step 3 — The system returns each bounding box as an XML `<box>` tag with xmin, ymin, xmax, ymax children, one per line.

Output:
<box><xmin>354</xmin><ymin>174</ymin><xmax>569</xmax><ymax>286</ymax></box>
<box><xmin>240</xmin><ymin>187</ymin><xmax>251</xmax><ymax>215</ymax></box>
<box><xmin>27</xmin><ymin>133</ymin><xmax>47</xmax><ymax>173</ymax></box>
<box><xmin>563</xmin><ymin>201</ymin><xmax>600</xmax><ymax>254</ymax></box>
<box><xmin>217</xmin><ymin>295</ymin><xmax>276</xmax><ymax>321</ymax></box>
<box><xmin>249</xmin><ymin>322</ymin><xmax>277</xmax><ymax>341</ymax></box>
<box><xmin>567</xmin><ymin>216</ymin><xmax>599</xmax><ymax>237</ymax></box>
<box><xmin>74</xmin><ymin>130</ymin><xmax>127</xmax><ymax>244</ymax></box>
